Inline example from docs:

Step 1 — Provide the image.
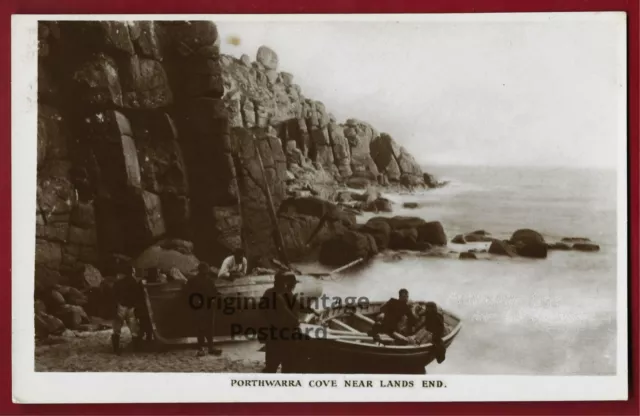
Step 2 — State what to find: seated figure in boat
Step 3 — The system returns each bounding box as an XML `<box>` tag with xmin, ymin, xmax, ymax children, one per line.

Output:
<box><xmin>218</xmin><ymin>248</ymin><xmax>248</xmax><ymax>280</ymax></box>
<box><xmin>369</xmin><ymin>288</ymin><xmax>419</xmax><ymax>343</ymax></box>
<box><xmin>410</xmin><ymin>301</ymin><xmax>446</xmax><ymax>363</ymax></box>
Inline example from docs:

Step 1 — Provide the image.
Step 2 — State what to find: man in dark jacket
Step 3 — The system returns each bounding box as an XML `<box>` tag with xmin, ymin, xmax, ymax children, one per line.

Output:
<box><xmin>370</xmin><ymin>288</ymin><xmax>418</xmax><ymax>343</ymax></box>
<box><xmin>260</xmin><ymin>271</ymin><xmax>301</xmax><ymax>373</ymax></box>
<box><xmin>420</xmin><ymin>301</ymin><xmax>446</xmax><ymax>363</ymax></box>
<box><xmin>186</xmin><ymin>262</ymin><xmax>222</xmax><ymax>357</ymax></box>
<box><xmin>111</xmin><ymin>266</ymin><xmax>144</xmax><ymax>354</ymax></box>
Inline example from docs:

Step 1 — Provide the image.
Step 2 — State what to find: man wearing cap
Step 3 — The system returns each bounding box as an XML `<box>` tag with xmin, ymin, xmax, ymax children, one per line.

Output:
<box><xmin>260</xmin><ymin>271</ymin><xmax>302</xmax><ymax>373</ymax></box>
<box><xmin>186</xmin><ymin>262</ymin><xmax>222</xmax><ymax>357</ymax></box>
<box><xmin>218</xmin><ymin>248</ymin><xmax>248</xmax><ymax>280</ymax></box>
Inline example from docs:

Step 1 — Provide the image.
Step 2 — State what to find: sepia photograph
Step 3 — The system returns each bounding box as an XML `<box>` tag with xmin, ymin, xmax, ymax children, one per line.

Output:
<box><xmin>12</xmin><ymin>13</ymin><xmax>628</xmax><ymax>403</ymax></box>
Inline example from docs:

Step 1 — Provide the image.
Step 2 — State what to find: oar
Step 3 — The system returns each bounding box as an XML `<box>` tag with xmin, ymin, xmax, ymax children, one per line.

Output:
<box><xmin>351</xmin><ymin>311</ymin><xmax>411</xmax><ymax>344</ymax></box>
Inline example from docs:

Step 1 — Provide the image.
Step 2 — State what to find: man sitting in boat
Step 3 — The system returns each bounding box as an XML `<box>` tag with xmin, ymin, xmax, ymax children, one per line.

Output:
<box><xmin>412</xmin><ymin>301</ymin><xmax>446</xmax><ymax>363</ymax></box>
<box><xmin>218</xmin><ymin>248</ymin><xmax>248</xmax><ymax>280</ymax></box>
<box><xmin>369</xmin><ymin>288</ymin><xmax>419</xmax><ymax>343</ymax></box>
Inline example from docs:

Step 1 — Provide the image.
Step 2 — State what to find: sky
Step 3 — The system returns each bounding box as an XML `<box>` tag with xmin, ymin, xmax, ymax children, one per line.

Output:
<box><xmin>216</xmin><ymin>14</ymin><xmax>625</xmax><ymax>168</ymax></box>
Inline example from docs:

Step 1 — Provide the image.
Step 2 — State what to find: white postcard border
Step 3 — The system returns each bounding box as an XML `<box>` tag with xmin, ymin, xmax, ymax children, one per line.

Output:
<box><xmin>11</xmin><ymin>13</ymin><xmax>629</xmax><ymax>404</ymax></box>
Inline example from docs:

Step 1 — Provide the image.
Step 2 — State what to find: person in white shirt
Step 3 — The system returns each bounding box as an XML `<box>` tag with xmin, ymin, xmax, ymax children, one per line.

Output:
<box><xmin>218</xmin><ymin>248</ymin><xmax>248</xmax><ymax>279</ymax></box>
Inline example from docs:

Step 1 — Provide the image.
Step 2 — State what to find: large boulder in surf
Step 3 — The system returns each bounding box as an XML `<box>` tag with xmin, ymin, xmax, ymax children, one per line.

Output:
<box><xmin>358</xmin><ymin>221</ymin><xmax>391</xmax><ymax>251</ymax></box>
<box><xmin>318</xmin><ymin>230</ymin><xmax>378</xmax><ymax>266</ymax></box>
<box><xmin>451</xmin><ymin>234</ymin><xmax>466</xmax><ymax>244</ymax></box>
<box><xmin>510</xmin><ymin>229</ymin><xmax>547</xmax><ymax>258</ymax></box>
<box><xmin>515</xmin><ymin>242</ymin><xmax>548</xmax><ymax>259</ymax></box>
<box><xmin>488</xmin><ymin>240</ymin><xmax>517</xmax><ymax>257</ymax></box>
<box><xmin>416</xmin><ymin>221</ymin><xmax>447</xmax><ymax>246</ymax></box>
<box><xmin>368</xmin><ymin>216</ymin><xmax>425</xmax><ymax>231</ymax></box>
<box><xmin>389</xmin><ymin>228</ymin><xmax>419</xmax><ymax>250</ymax></box>
<box><xmin>510</xmin><ymin>229</ymin><xmax>545</xmax><ymax>245</ymax></box>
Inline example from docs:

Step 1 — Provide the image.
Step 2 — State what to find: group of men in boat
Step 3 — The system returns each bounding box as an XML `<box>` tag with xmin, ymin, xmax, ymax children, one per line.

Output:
<box><xmin>108</xmin><ymin>248</ymin><xmax>446</xmax><ymax>370</ymax></box>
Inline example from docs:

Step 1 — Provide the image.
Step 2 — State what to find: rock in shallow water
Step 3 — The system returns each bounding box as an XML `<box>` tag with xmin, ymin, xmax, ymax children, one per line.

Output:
<box><xmin>451</xmin><ymin>234</ymin><xmax>466</xmax><ymax>244</ymax></box>
<box><xmin>572</xmin><ymin>243</ymin><xmax>600</xmax><ymax>252</ymax></box>
<box><xmin>318</xmin><ymin>230</ymin><xmax>378</xmax><ymax>266</ymax></box>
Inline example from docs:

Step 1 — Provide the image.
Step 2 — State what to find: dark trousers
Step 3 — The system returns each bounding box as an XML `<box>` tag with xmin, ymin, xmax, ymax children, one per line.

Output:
<box><xmin>264</xmin><ymin>340</ymin><xmax>296</xmax><ymax>373</ymax></box>
<box><xmin>196</xmin><ymin>315</ymin><xmax>214</xmax><ymax>350</ymax></box>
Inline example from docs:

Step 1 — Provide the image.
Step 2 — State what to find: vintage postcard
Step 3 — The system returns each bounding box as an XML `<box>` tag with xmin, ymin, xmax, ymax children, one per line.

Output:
<box><xmin>12</xmin><ymin>13</ymin><xmax>628</xmax><ymax>403</ymax></box>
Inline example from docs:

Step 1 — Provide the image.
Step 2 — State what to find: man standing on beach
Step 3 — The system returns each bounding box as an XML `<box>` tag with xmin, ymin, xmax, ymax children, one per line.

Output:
<box><xmin>187</xmin><ymin>262</ymin><xmax>223</xmax><ymax>357</ymax></box>
<box><xmin>111</xmin><ymin>266</ymin><xmax>144</xmax><ymax>354</ymax></box>
<box><xmin>260</xmin><ymin>271</ymin><xmax>301</xmax><ymax>373</ymax></box>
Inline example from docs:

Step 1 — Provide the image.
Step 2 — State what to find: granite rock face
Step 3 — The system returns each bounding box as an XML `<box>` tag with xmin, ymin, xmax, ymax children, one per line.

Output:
<box><xmin>36</xmin><ymin>21</ymin><xmax>429</xmax><ymax>279</ymax></box>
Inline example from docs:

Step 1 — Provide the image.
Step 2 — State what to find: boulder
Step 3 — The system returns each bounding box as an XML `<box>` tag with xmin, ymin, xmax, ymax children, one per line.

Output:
<box><xmin>573</xmin><ymin>243</ymin><xmax>600</xmax><ymax>252</ymax></box>
<box><xmin>35</xmin><ymin>311</ymin><xmax>65</xmax><ymax>338</ymax></box>
<box><xmin>62</xmin><ymin>286</ymin><xmax>88</xmax><ymax>306</ymax></box>
<box><xmin>278</xmin><ymin>197</ymin><xmax>355</xmax><ymax>226</ymax></box>
<box><xmin>389</xmin><ymin>228</ymin><xmax>419</xmax><ymax>250</ymax></box>
<box><xmin>416</xmin><ymin>221</ymin><xmax>447</xmax><ymax>245</ymax></box>
<box><xmin>548</xmin><ymin>242</ymin><xmax>572</xmax><ymax>250</ymax></box>
<box><xmin>451</xmin><ymin>234</ymin><xmax>466</xmax><ymax>244</ymax></box>
<box><xmin>256</xmin><ymin>45</ymin><xmax>279</xmax><ymax>70</ymax></box>
<box><xmin>403</xmin><ymin>202</ymin><xmax>420</xmax><ymax>209</ymax></box>
<box><xmin>463</xmin><ymin>230</ymin><xmax>493</xmax><ymax>242</ymax></box>
<box><xmin>35</xmin><ymin>266</ymin><xmax>64</xmax><ymax>294</ymax></box>
<box><xmin>488</xmin><ymin>240</ymin><xmax>517</xmax><ymax>257</ymax></box>
<box><xmin>358</xmin><ymin>221</ymin><xmax>391</xmax><ymax>251</ymax></box>
<box><xmin>318</xmin><ymin>230</ymin><xmax>378</xmax><ymax>266</ymax></box>
<box><xmin>57</xmin><ymin>304</ymin><xmax>89</xmax><ymax>329</ymax></box>
<box><xmin>46</xmin><ymin>289</ymin><xmax>66</xmax><ymax>312</ymax></box>
<box><xmin>459</xmin><ymin>252</ymin><xmax>477</xmax><ymax>260</ymax></box>
<box><xmin>368</xmin><ymin>216</ymin><xmax>426</xmax><ymax>231</ymax></box>
<box><xmin>134</xmin><ymin>244</ymin><xmax>201</xmax><ymax>275</ymax></box>
<box><xmin>515</xmin><ymin>242</ymin><xmax>548</xmax><ymax>259</ymax></box>
<box><xmin>74</xmin><ymin>264</ymin><xmax>103</xmax><ymax>289</ymax></box>
<box><xmin>346</xmin><ymin>177</ymin><xmax>372</xmax><ymax>189</ymax></box>
<box><xmin>510</xmin><ymin>229</ymin><xmax>545</xmax><ymax>245</ymax></box>
<box><xmin>561</xmin><ymin>237</ymin><xmax>592</xmax><ymax>243</ymax></box>
<box><xmin>240</xmin><ymin>54</ymin><xmax>252</xmax><ymax>67</ymax></box>
<box><xmin>363</xmin><ymin>197</ymin><xmax>393</xmax><ymax>213</ymax></box>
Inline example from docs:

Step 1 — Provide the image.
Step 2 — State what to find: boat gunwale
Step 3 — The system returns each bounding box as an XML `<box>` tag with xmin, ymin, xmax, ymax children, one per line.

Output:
<box><xmin>306</xmin><ymin>301</ymin><xmax>463</xmax><ymax>351</ymax></box>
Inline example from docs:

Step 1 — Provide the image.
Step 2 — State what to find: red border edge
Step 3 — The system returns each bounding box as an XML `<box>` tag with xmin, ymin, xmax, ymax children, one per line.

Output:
<box><xmin>1</xmin><ymin>0</ymin><xmax>638</xmax><ymax>414</ymax></box>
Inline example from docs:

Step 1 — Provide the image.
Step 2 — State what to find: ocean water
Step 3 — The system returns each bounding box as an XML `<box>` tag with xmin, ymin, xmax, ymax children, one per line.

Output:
<box><xmin>304</xmin><ymin>165</ymin><xmax>620</xmax><ymax>375</ymax></box>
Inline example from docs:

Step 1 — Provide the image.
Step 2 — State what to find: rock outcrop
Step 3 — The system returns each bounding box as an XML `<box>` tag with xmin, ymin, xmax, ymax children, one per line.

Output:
<box><xmin>35</xmin><ymin>20</ymin><xmax>431</xmax><ymax>287</ymax></box>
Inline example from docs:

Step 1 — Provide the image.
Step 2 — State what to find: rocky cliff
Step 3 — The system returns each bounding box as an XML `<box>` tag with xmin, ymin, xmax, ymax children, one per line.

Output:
<box><xmin>35</xmin><ymin>21</ymin><xmax>428</xmax><ymax>282</ymax></box>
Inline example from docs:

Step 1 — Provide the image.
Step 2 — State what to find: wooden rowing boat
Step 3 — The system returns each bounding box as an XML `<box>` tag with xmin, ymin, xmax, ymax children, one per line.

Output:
<box><xmin>297</xmin><ymin>301</ymin><xmax>462</xmax><ymax>374</ymax></box>
<box><xmin>143</xmin><ymin>274</ymin><xmax>323</xmax><ymax>344</ymax></box>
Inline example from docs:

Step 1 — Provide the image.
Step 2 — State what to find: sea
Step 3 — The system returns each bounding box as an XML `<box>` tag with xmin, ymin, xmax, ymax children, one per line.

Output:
<box><xmin>299</xmin><ymin>165</ymin><xmax>621</xmax><ymax>375</ymax></box>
